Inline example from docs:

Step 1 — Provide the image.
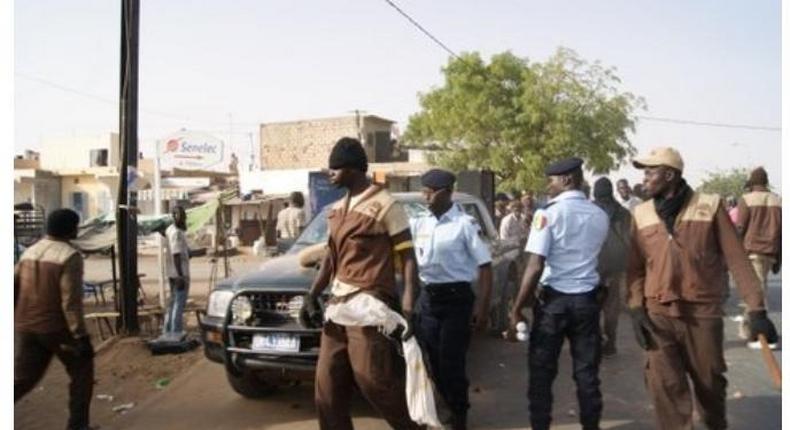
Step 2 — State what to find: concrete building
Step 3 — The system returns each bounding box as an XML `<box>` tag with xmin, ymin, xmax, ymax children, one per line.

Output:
<box><xmin>14</xmin><ymin>169</ymin><xmax>62</xmax><ymax>216</ymax></box>
<box><xmin>58</xmin><ymin>167</ymin><xmax>119</xmax><ymax>221</ymax></box>
<box><xmin>260</xmin><ymin>115</ymin><xmax>407</xmax><ymax>169</ymax></box>
<box><xmin>39</xmin><ymin>132</ymin><xmax>121</xmax><ymax>171</ymax></box>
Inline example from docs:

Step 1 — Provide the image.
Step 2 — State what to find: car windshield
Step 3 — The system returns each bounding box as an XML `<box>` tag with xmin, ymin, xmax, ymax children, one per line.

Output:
<box><xmin>288</xmin><ymin>200</ymin><xmax>431</xmax><ymax>253</ymax></box>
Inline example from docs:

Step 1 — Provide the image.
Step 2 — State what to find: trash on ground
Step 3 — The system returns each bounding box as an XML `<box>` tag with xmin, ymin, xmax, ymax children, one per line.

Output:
<box><xmin>96</xmin><ymin>394</ymin><xmax>114</xmax><ymax>402</ymax></box>
<box><xmin>155</xmin><ymin>378</ymin><xmax>171</xmax><ymax>389</ymax></box>
<box><xmin>112</xmin><ymin>402</ymin><xmax>136</xmax><ymax>413</ymax></box>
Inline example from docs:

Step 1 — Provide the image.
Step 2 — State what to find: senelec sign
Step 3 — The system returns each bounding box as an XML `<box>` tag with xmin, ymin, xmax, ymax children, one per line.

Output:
<box><xmin>160</xmin><ymin>131</ymin><xmax>225</xmax><ymax>171</ymax></box>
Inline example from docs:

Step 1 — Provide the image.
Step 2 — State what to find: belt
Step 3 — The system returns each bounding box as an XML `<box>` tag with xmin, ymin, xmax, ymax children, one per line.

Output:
<box><xmin>423</xmin><ymin>282</ymin><xmax>472</xmax><ymax>299</ymax></box>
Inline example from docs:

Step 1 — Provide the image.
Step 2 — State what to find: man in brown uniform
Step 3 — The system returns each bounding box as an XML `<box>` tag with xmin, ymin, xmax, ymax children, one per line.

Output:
<box><xmin>301</xmin><ymin>137</ymin><xmax>422</xmax><ymax>430</ymax></box>
<box><xmin>15</xmin><ymin>208</ymin><xmax>96</xmax><ymax>430</ymax></box>
<box><xmin>735</xmin><ymin>167</ymin><xmax>781</xmax><ymax>340</ymax></box>
<box><xmin>627</xmin><ymin>147</ymin><xmax>778</xmax><ymax>430</ymax></box>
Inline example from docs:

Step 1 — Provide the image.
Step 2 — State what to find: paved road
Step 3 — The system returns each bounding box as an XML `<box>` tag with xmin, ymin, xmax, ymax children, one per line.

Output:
<box><xmin>109</xmin><ymin>277</ymin><xmax>782</xmax><ymax>429</ymax></box>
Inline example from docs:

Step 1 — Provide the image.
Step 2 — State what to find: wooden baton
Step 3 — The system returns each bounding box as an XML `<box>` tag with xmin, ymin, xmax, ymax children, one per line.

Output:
<box><xmin>758</xmin><ymin>334</ymin><xmax>781</xmax><ymax>390</ymax></box>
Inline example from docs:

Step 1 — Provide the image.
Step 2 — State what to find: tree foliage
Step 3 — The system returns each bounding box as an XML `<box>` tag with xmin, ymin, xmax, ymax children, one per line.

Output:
<box><xmin>697</xmin><ymin>168</ymin><xmax>750</xmax><ymax>199</ymax></box>
<box><xmin>403</xmin><ymin>48</ymin><xmax>645</xmax><ymax>192</ymax></box>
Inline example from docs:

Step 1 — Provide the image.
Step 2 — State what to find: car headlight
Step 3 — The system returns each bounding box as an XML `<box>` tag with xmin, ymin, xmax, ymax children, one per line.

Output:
<box><xmin>231</xmin><ymin>295</ymin><xmax>253</xmax><ymax>325</ymax></box>
<box><xmin>288</xmin><ymin>295</ymin><xmax>304</xmax><ymax>320</ymax></box>
<box><xmin>207</xmin><ymin>290</ymin><xmax>234</xmax><ymax>318</ymax></box>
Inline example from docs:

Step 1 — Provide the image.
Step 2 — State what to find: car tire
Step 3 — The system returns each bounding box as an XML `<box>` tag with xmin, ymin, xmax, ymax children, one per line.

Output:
<box><xmin>225</xmin><ymin>368</ymin><xmax>278</xmax><ymax>398</ymax></box>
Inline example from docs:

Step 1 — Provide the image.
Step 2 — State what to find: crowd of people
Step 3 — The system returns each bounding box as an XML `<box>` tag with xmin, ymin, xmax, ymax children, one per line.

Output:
<box><xmin>14</xmin><ymin>135</ymin><xmax>781</xmax><ymax>430</ymax></box>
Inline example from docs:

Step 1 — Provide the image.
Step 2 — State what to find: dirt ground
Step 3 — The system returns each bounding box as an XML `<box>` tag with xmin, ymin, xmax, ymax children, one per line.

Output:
<box><xmin>14</xmin><ymin>249</ymin><xmax>265</xmax><ymax>430</ymax></box>
<box><xmin>14</xmin><ymin>336</ymin><xmax>204</xmax><ymax>430</ymax></box>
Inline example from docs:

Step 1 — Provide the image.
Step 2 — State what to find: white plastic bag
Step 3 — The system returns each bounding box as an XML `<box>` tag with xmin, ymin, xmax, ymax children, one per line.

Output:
<box><xmin>325</xmin><ymin>294</ymin><xmax>442</xmax><ymax>427</ymax></box>
<box><xmin>403</xmin><ymin>336</ymin><xmax>443</xmax><ymax>427</ymax></box>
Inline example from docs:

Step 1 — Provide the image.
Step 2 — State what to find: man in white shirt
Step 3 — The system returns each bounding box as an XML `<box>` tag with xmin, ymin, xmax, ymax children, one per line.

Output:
<box><xmin>616</xmin><ymin>179</ymin><xmax>642</xmax><ymax>210</ymax></box>
<box><xmin>162</xmin><ymin>206</ymin><xmax>190</xmax><ymax>339</ymax></box>
<box><xmin>499</xmin><ymin>200</ymin><xmax>529</xmax><ymax>244</ymax></box>
<box><xmin>276</xmin><ymin>192</ymin><xmax>307</xmax><ymax>240</ymax></box>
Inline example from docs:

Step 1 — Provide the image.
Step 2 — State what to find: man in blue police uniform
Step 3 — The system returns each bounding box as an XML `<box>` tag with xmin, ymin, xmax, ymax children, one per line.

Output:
<box><xmin>509</xmin><ymin>157</ymin><xmax>609</xmax><ymax>430</ymax></box>
<box><xmin>411</xmin><ymin>169</ymin><xmax>493</xmax><ymax>430</ymax></box>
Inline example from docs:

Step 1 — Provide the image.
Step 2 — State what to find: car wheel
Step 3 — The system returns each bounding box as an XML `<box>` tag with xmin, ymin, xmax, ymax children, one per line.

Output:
<box><xmin>225</xmin><ymin>368</ymin><xmax>278</xmax><ymax>398</ymax></box>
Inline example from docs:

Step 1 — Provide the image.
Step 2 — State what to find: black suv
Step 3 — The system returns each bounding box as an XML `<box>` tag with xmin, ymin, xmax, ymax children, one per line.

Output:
<box><xmin>200</xmin><ymin>192</ymin><xmax>523</xmax><ymax>398</ymax></box>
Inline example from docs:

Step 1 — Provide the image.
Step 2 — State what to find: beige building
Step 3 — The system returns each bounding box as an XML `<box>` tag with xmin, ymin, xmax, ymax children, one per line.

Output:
<box><xmin>39</xmin><ymin>132</ymin><xmax>121</xmax><ymax>171</ymax></box>
<box><xmin>260</xmin><ymin>115</ymin><xmax>406</xmax><ymax>169</ymax></box>
<box><xmin>16</xmin><ymin>133</ymin><xmax>124</xmax><ymax>221</ymax></box>
<box><xmin>14</xmin><ymin>168</ymin><xmax>62</xmax><ymax>216</ymax></box>
<box><xmin>58</xmin><ymin>168</ymin><xmax>119</xmax><ymax>221</ymax></box>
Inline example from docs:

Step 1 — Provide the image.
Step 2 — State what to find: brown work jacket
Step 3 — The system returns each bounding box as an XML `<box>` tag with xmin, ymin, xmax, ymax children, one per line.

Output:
<box><xmin>627</xmin><ymin>192</ymin><xmax>765</xmax><ymax>317</ymax></box>
<box><xmin>14</xmin><ymin>237</ymin><xmax>87</xmax><ymax>336</ymax></box>
<box><xmin>327</xmin><ymin>185</ymin><xmax>410</xmax><ymax>305</ymax></box>
<box><xmin>736</xmin><ymin>188</ymin><xmax>781</xmax><ymax>257</ymax></box>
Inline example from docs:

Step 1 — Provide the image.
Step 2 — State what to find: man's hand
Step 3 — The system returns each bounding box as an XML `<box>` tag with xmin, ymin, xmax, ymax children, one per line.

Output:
<box><xmin>470</xmin><ymin>304</ymin><xmax>488</xmax><ymax>332</ymax></box>
<box><xmin>771</xmin><ymin>260</ymin><xmax>781</xmax><ymax>275</ymax></box>
<box><xmin>630</xmin><ymin>307</ymin><xmax>656</xmax><ymax>350</ymax></box>
<box><xmin>400</xmin><ymin>311</ymin><xmax>416</xmax><ymax>341</ymax></box>
<box><xmin>299</xmin><ymin>293</ymin><xmax>322</xmax><ymax>328</ymax></box>
<box><xmin>748</xmin><ymin>310</ymin><xmax>779</xmax><ymax>343</ymax></box>
<box><xmin>174</xmin><ymin>277</ymin><xmax>187</xmax><ymax>291</ymax></box>
<box><xmin>62</xmin><ymin>335</ymin><xmax>94</xmax><ymax>359</ymax></box>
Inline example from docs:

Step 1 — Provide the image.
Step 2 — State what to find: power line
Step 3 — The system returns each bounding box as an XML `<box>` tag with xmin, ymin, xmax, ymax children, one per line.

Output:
<box><xmin>637</xmin><ymin>115</ymin><xmax>780</xmax><ymax>132</ymax></box>
<box><xmin>16</xmin><ymin>72</ymin><xmax>260</xmax><ymax>127</ymax></box>
<box><xmin>381</xmin><ymin>0</ymin><xmax>458</xmax><ymax>59</ymax></box>
<box><xmin>378</xmin><ymin>3</ymin><xmax>780</xmax><ymax>135</ymax></box>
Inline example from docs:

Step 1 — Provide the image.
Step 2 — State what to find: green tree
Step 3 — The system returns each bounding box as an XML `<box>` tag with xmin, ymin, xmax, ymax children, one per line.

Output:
<box><xmin>697</xmin><ymin>168</ymin><xmax>750</xmax><ymax>199</ymax></box>
<box><xmin>403</xmin><ymin>48</ymin><xmax>645</xmax><ymax>192</ymax></box>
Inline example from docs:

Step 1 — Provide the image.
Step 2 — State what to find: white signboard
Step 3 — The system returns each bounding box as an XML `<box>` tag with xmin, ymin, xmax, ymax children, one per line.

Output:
<box><xmin>160</xmin><ymin>131</ymin><xmax>225</xmax><ymax>171</ymax></box>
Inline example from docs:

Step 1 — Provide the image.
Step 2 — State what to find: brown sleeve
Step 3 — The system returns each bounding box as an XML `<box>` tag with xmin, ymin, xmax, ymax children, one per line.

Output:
<box><xmin>735</xmin><ymin>196</ymin><xmax>749</xmax><ymax>236</ymax></box>
<box><xmin>716</xmin><ymin>204</ymin><xmax>765</xmax><ymax>312</ymax></box>
<box><xmin>625</xmin><ymin>218</ymin><xmax>646</xmax><ymax>309</ymax></box>
<box><xmin>60</xmin><ymin>253</ymin><xmax>87</xmax><ymax>337</ymax></box>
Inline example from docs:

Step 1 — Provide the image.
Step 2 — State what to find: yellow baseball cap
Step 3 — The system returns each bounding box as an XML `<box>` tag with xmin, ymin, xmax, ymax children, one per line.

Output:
<box><xmin>633</xmin><ymin>147</ymin><xmax>684</xmax><ymax>172</ymax></box>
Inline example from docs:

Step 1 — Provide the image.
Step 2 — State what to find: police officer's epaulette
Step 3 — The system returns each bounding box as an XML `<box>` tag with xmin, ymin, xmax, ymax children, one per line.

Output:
<box><xmin>538</xmin><ymin>201</ymin><xmax>556</xmax><ymax>210</ymax></box>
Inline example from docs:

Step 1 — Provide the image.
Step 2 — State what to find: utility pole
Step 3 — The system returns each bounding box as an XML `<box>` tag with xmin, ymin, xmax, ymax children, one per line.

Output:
<box><xmin>116</xmin><ymin>0</ymin><xmax>140</xmax><ymax>334</ymax></box>
<box><xmin>154</xmin><ymin>140</ymin><xmax>166</xmax><ymax>309</ymax></box>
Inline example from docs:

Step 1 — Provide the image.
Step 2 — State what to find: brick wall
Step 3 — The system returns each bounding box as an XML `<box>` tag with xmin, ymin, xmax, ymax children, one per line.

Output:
<box><xmin>260</xmin><ymin>116</ymin><xmax>394</xmax><ymax>169</ymax></box>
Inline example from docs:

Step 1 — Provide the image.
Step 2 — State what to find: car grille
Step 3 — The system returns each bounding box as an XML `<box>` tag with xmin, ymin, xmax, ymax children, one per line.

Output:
<box><xmin>242</xmin><ymin>292</ymin><xmax>301</xmax><ymax>326</ymax></box>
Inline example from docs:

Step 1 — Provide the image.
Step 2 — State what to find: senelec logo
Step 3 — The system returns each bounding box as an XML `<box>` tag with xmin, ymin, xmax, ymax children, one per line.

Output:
<box><xmin>181</xmin><ymin>142</ymin><xmax>217</xmax><ymax>154</ymax></box>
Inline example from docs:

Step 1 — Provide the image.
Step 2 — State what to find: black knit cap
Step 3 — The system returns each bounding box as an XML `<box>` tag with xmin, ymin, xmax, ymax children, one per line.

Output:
<box><xmin>328</xmin><ymin>137</ymin><xmax>368</xmax><ymax>172</ymax></box>
<box><xmin>46</xmin><ymin>208</ymin><xmax>80</xmax><ymax>239</ymax></box>
<box><xmin>593</xmin><ymin>177</ymin><xmax>613</xmax><ymax>199</ymax></box>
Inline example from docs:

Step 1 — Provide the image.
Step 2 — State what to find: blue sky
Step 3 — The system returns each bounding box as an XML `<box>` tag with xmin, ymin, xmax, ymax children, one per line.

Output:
<box><xmin>14</xmin><ymin>0</ymin><xmax>781</xmax><ymax>188</ymax></box>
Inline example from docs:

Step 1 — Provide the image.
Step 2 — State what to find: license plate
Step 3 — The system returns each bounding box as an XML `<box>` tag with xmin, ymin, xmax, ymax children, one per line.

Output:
<box><xmin>251</xmin><ymin>334</ymin><xmax>300</xmax><ymax>352</ymax></box>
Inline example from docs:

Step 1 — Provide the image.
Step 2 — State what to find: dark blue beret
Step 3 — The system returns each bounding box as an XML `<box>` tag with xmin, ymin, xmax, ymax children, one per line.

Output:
<box><xmin>421</xmin><ymin>169</ymin><xmax>456</xmax><ymax>189</ymax></box>
<box><xmin>544</xmin><ymin>157</ymin><xmax>583</xmax><ymax>176</ymax></box>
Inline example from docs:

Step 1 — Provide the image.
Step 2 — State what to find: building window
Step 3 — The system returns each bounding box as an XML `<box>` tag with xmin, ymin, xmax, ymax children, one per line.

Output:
<box><xmin>90</xmin><ymin>149</ymin><xmax>109</xmax><ymax>167</ymax></box>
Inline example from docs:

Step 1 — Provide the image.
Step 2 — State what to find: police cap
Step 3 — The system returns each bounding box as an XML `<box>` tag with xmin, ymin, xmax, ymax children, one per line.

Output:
<box><xmin>544</xmin><ymin>157</ymin><xmax>583</xmax><ymax>176</ymax></box>
<box><xmin>421</xmin><ymin>169</ymin><xmax>456</xmax><ymax>190</ymax></box>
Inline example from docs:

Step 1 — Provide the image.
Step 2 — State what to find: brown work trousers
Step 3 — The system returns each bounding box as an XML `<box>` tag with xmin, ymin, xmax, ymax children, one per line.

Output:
<box><xmin>600</xmin><ymin>272</ymin><xmax>627</xmax><ymax>351</ymax></box>
<box><xmin>645</xmin><ymin>314</ymin><xmax>727</xmax><ymax>430</ymax></box>
<box><xmin>315</xmin><ymin>320</ymin><xmax>422</xmax><ymax>430</ymax></box>
<box><xmin>739</xmin><ymin>254</ymin><xmax>775</xmax><ymax>338</ymax></box>
<box><xmin>15</xmin><ymin>330</ymin><xmax>95</xmax><ymax>430</ymax></box>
